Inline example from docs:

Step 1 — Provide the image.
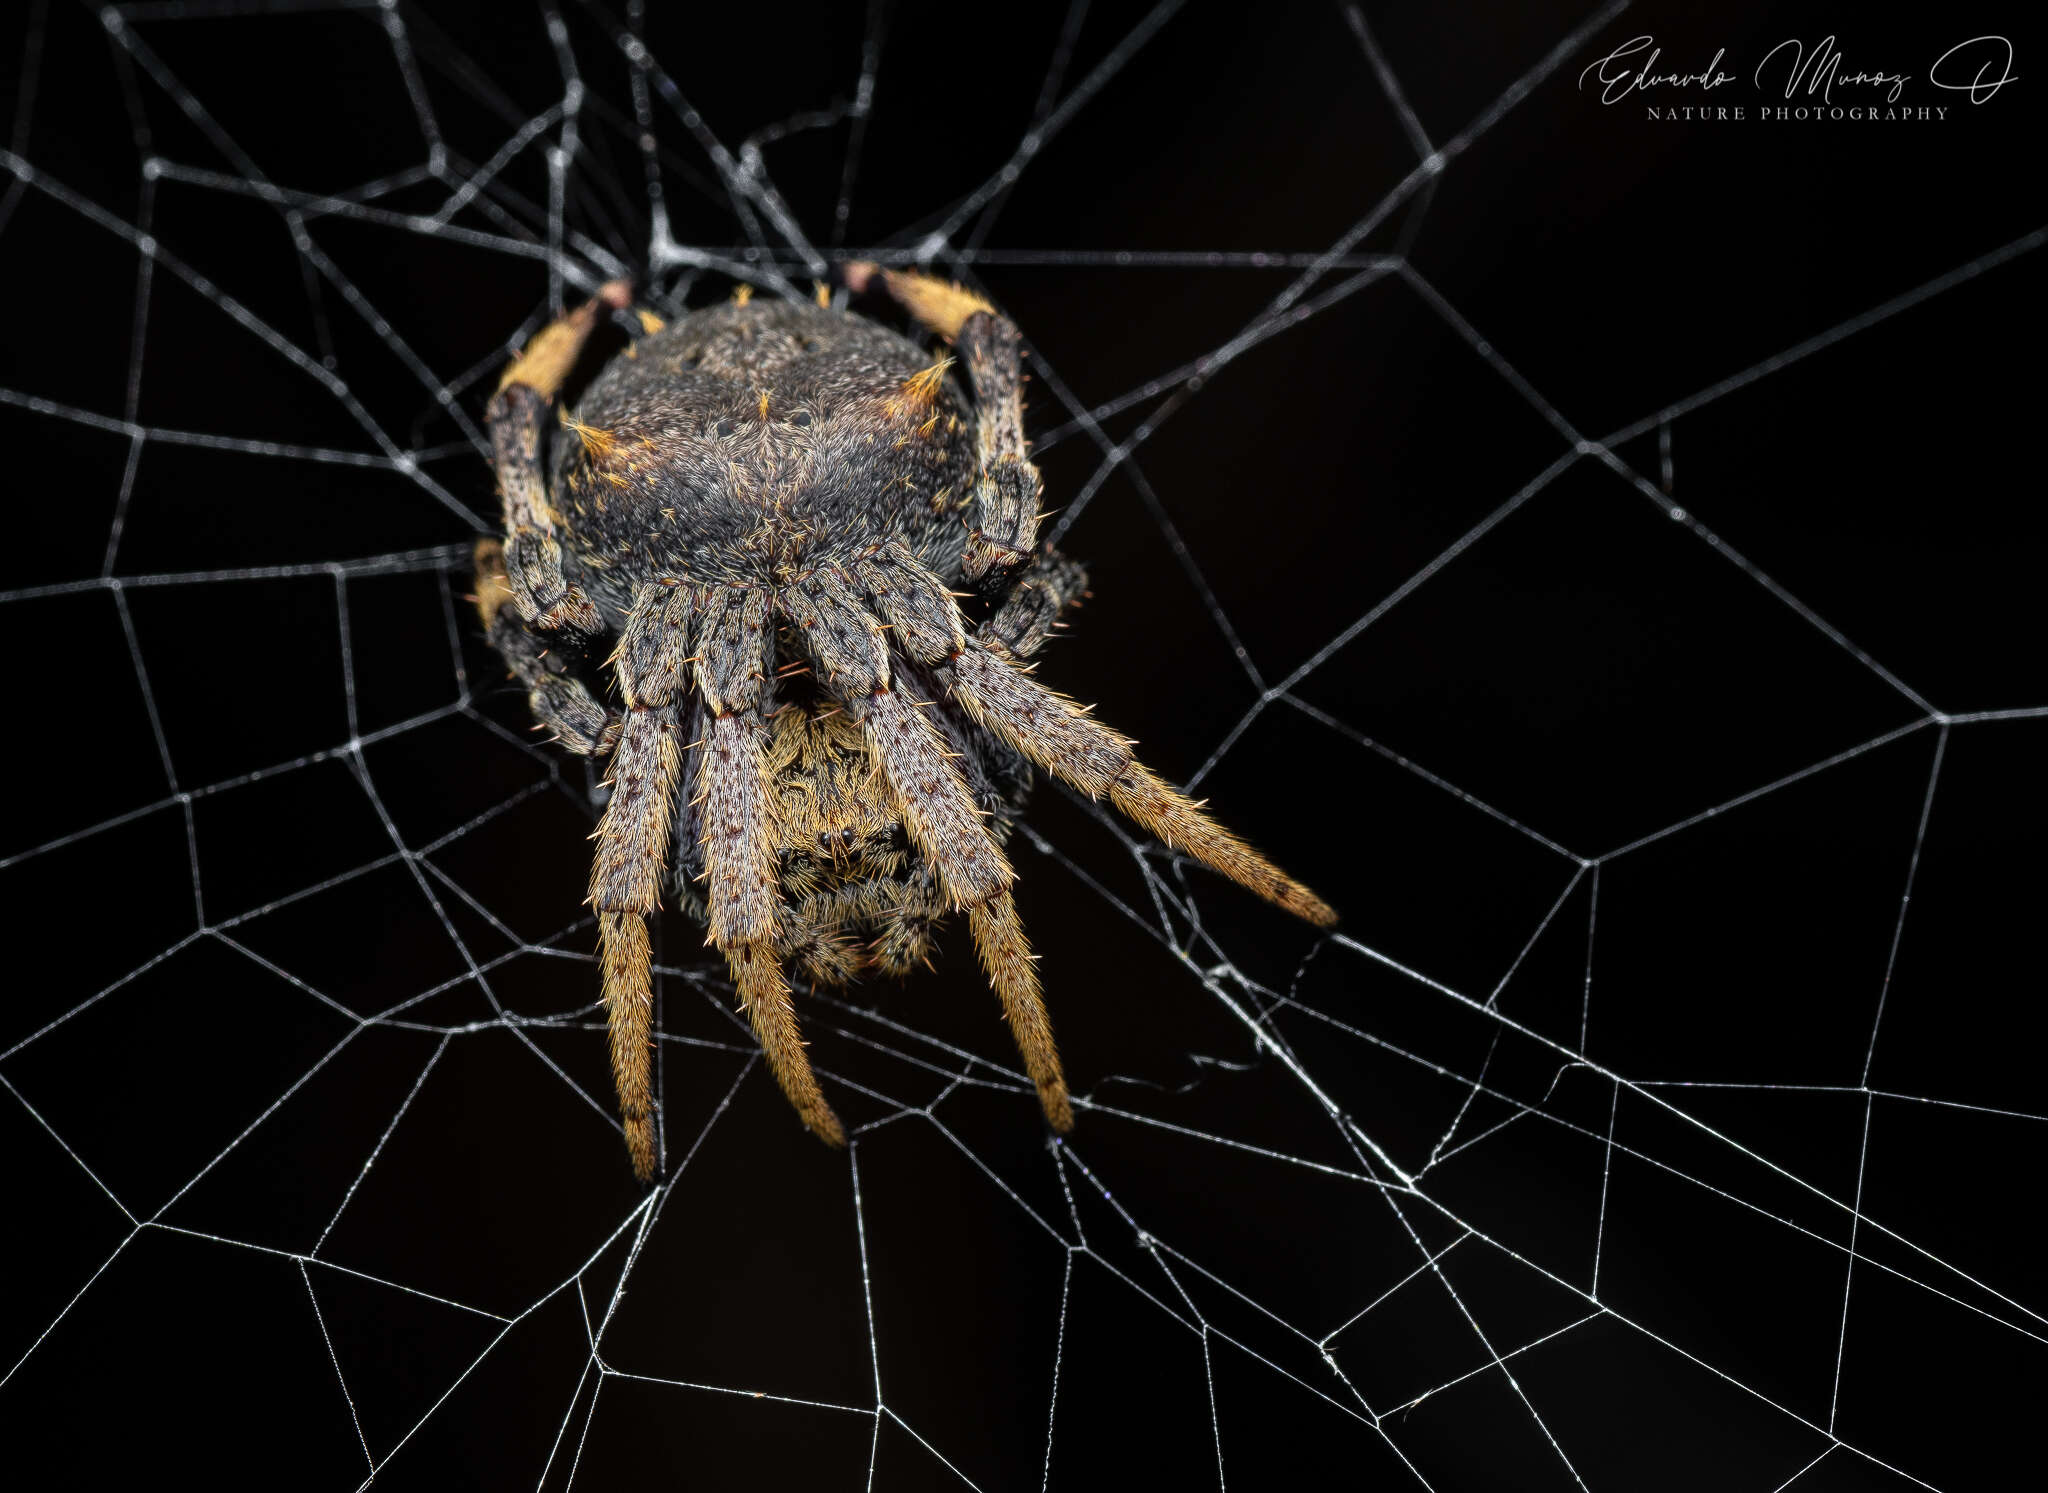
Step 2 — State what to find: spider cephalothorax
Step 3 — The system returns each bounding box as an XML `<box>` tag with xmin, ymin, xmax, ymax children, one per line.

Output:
<box><xmin>474</xmin><ymin>268</ymin><xmax>1334</xmax><ymax>1179</ymax></box>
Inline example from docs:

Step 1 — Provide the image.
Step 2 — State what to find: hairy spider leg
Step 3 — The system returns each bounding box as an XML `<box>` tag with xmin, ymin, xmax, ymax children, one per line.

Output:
<box><xmin>844</xmin><ymin>261</ymin><xmax>996</xmax><ymax>339</ymax></box>
<box><xmin>979</xmin><ymin>544</ymin><xmax>1090</xmax><ymax>661</ymax></box>
<box><xmin>967</xmin><ymin>895</ymin><xmax>1072</xmax><ymax>1132</ymax></box>
<box><xmin>693</xmin><ymin>588</ymin><xmax>847</xmax><ymax>1148</ymax></box>
<box><xmin>850</xmin><ymin>265</ymin><xmax>1044</xmax><ymax>593</ymax></box>
<box><xmin>485</xmin><ymin>280</ymin><xmax>630</xmax><ymax>638</ymax></box>
<box><xmin>946</xmin><ymin>643</ymin><xmax>1338</xmax><ymax>928</ymax></box>
<box><xmin>786</xmin><ymin>562</ymin><xmax>1075</xmax><ymax>1133</ymax></box>
<box><xmin>471</xmin><ymin>539</ymin><xmax>619</xmax><ymax>755</ymax></box>
<box><xmin>851</xmin><ymin>540</ymin><xmax>1334</xmax><ymax>926</ymax></box>
<box><xmin>585</xmin><ymin>584</ymin><xmax>695</xmax><ymax>1179</ymax></box>
<box><xmin>595</xmin><ymin>914</ymin><xmax>657</xmax><ymax>1176</ymax></box>
<box><xmin>497</xmin><ymin>279</ymin><xmax>634</xmax><ymax>399</ymax></box>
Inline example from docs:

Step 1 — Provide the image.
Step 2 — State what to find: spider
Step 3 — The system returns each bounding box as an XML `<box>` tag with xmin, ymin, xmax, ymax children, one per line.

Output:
<box><xmin>473</xmin><ymin>267</ymin><xmax>1335</xmax><ymax>1180</ymax></box>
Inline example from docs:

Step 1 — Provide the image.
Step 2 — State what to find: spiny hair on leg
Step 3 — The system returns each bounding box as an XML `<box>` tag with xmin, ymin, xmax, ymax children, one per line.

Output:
<box><xmin>948</xmin><ymin>644</ymin><xmax>1336</xmax><ymax>927</ymax></box>
<box><xmin>729</xmin><ymin>941</ymin><xmax>845</xmax><ymax>1146</ymax></box>
<box><xmin>967</xmin><ymin>893</ymin><xmax>1072</xmax><ymax>1132</ymax></box>
<box><xmin>599</xmin><ymin>912</ymin><xmax>658</xmax><ymax>1180</ymax></box>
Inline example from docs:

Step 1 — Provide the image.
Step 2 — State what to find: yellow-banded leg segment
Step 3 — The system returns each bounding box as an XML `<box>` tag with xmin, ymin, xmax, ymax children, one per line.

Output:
<box><xmin>848</xmin><ymin>266</ymin><xmax>1044</xmax><ymax>591</ymax></box>
<box><xmin>484</xmin><ymin>280</ymin><xmax>631</xmax><ymax>637</ymax></box>
<box><xmin>696</xmin><ymin>586</ymin><xmax>845</xmax><ymax>1145</ymax></box>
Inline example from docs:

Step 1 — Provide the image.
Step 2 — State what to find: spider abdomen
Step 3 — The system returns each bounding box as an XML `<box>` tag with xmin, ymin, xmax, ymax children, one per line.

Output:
<box><xmin>549</xmin><ymin>299</ymin><xmax>979</xmax><ymax>621</ymax></box>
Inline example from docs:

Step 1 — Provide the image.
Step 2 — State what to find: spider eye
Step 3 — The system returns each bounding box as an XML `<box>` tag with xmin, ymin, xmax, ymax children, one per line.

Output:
<box><xmin>790</xmin><ymin>411</ymin><xmax>812</xmax><ymax>429</ymax></box>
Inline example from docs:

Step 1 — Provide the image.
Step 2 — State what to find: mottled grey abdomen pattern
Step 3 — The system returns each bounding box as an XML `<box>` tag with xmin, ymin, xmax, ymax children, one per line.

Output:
<box><xmin>552</xmin><ymin>299</ymin><xmax>978</xmax><ymax>621</ymax></box>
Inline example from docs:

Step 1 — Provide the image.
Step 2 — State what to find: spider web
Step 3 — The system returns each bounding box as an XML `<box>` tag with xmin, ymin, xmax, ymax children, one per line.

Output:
<box><xmin>2</xmin><ymin>1</ymin><xmax>2043</xmax><ymax>1487</ymax></box>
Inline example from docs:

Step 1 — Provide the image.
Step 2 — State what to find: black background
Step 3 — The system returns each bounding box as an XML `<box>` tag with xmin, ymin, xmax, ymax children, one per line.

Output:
<box><xmin>2</xmin><ymin>1</ymin><xmax>2042</xmax><ymax>1488</ymax></box>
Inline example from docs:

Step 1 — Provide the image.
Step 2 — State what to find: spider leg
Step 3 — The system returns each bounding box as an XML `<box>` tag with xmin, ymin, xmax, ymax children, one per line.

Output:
<box><xmin>794</xmin><ymin>563</ymin><xmax>1073</xmax><ymax>1130</ymax></box>
<box><xmin>967</xmin><ymin>893</ymin><xmax>1071</xmax><ymax>1131</ymax></box>
<box><xmin>980</xmin><ymin>544</ymin><xmax>1089</xmax><ymax>661</ymax></box>
<box><xmin>867</xmin><ymin>690</ymin><xmax>1070</xmax><ymax>1128</ymax></box>
<box><xmin>500</xmin><ymin>279</ymin><xmax>634</xmax><ymax>400</ymax></box>
<box><xmin>786</xmin><ymin>570</ymin><xmax>1006</xmax><ymax>903</ymax></box>
<box><xmin>472</xmin><ymin>540</ymin><xmax>620</xmax><ymax>755</ymax></box>
<box><xmin>850</xmin><ymin>265</ymin><xmax>1042</xmax><ymax>594</ymax></box>
<box><xmin>950</xmin><ymin>643</ymin><xmax>1337</xmax><ymax>927</ymax></box>
<box><xmin>485</xmin><ymin>282</ymin><xmax>631</xmax><ymax>636</ymax></box>
<box><xmin>856</xmin><ymin>538</ymin><xmax>1334</xmax><ymax>924</ymax></box>
<box><xmin>846</xmin><ymin>262</ymin><xmax>997</xmax><ymax>339</ymax></box>
<box><xmin>694</xmin><ymin>588</ymin><xmax>845</xmax><ymax>1146</ymax></box>
<box><xmin>586</xmin><ymin>584</ymin><xmax>693</xmax><ymax>1179</ymax></box>
<box><xmin>596</xmin><ymin>913</ymin><xmax>657</xmax><ymax>1177</ymax></box>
